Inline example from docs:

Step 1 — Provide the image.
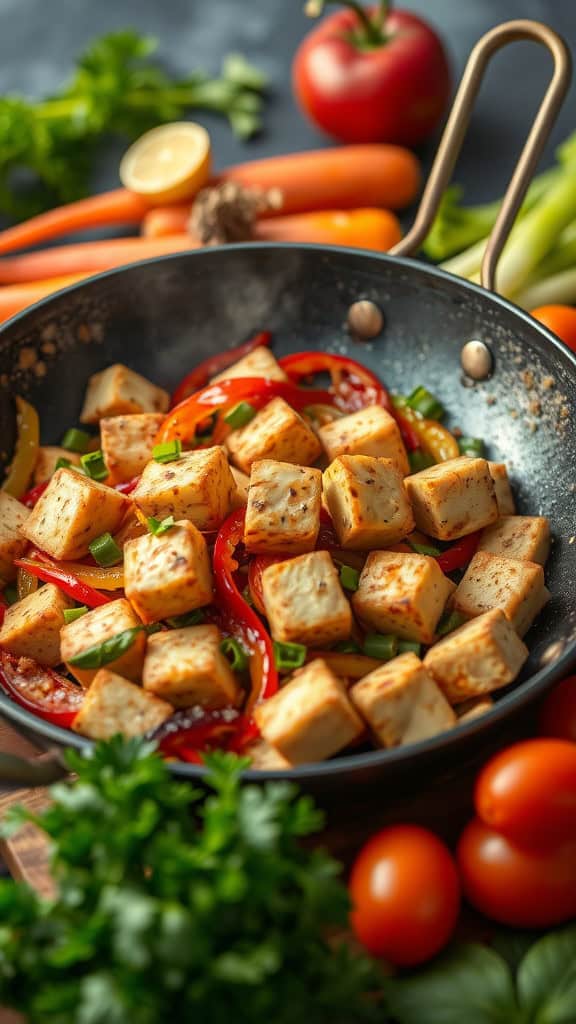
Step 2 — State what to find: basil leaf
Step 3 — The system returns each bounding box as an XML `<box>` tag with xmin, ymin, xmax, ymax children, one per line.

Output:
<box><xmin>68</xmin><ymin>627</ymin><xmax>143</xmax><ymax>670</ymax></box>
<box><xmin>517</xmin><ymin>925</ymin><xmax>576</xmax><ymax>1023</ymax></box>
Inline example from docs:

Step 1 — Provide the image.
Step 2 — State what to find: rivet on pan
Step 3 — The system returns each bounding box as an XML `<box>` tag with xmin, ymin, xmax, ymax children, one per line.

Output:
<box><xmin>347</xmin><ymin>300</ymin><xmax>384</xmax><ymax>340</ymax></box>
<box><xmin>460</xmin><ymin>340</ymin><xmax>493</xmax><ymax>380</ymax></box>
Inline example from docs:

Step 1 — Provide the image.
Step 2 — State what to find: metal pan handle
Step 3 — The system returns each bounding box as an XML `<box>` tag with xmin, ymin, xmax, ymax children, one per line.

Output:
<box><xmin>390</xmin><ymin>20</ymin><xmax>572</xmax><ymax>291</ymax></box>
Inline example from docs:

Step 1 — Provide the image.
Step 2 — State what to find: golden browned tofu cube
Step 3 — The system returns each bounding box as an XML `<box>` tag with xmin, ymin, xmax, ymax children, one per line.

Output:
<box><xmin>350</xmin><ymin>652</ymin><xmax>456</xmax><ymax>748</ymax></box>
<box><xmin>211</xmin><ymin>345</ymin><xmax>287</xmax><ymax>383</ymax></box>
<box><xmin>424</xmin><ymin>608</ymin><xmax>528</xmax><ymax>703</ymax></box>
<box><xmin>457</xmin><ymin>695</ymin><xmax>494</xmax><ymax>724</ymax></box>
<box><xmin>405</xmin><ymin>456</ymin><xmax>499</xmax><ymax>541</ymax></box>
<box><xmin>100</xmin><ymin>413</ymin><xmax>165</xmax><ymax>484</ymax></box>
<box><xmin>0</xmin><ymin>492</ymin><xmax>30</xmax><ymax>583</ymax></box>
<box><xmin>143</xmin><ymin>625</ymin><xmax>241</xmax><ymax>709</ymax></box>
<box><xmin>244</xmin><ymin>460</ymin><xmax>322</xmax><ymax>555</ymax></box>
<box><xmin>323</xmin><ymin>455</ymin><xmax>414</xmax><ymax>550</ymax></box>
<box><xmin>254</xmin><ymin>658</ymin><xmax>364</xmax><ymax>764</ymax></box>
<box><xmin>21</xmin><ymin>468</ymin><xmax>129</xmax><ymax>560</ymax></box>
<box><xmin>124</xmin><ymin>520</ymin><xmax>212</xmax><ymax>624</ymax></box>
<box><xmin>319</xmin><ymin>405</ymin><xmax>409</xmax><ymax>475</ymax></box>
<box><xmin>33</xmin><ymin>446</ymin><xmax>81</xmax><ymax>485</ymax></box>
<box><xmin>352</xmin><ymin>551</ymin><xmax>455</xmax><ymax>644</ymax></box>
<box><xmin>478</xmin><ymin>516</ymin><xmax>550</xmax><ymax>566</ymax></box>
<box><xmin>0</xmin><ymin>584</ymin><xmax>73</xmax><ymax>666</ymax></box>
<box><xmin>133</xmin><ymin>446</ymin><xmax>235</xmax><ymax>531</ymax></box>
<box><xmin>71</xmin><ymin>669</ymin><xmax>172</xmax><ymax>740</ymax></box>
<box><xmin>225</xmin><ymin>397</ymin><xmax>322</xmax><ymax>474</ymax></box>
<box><xmin>230</xmin><ymin>466</ymin><xmax>250</xmax><ymax>508</ymax></box>
<box><xmin>244</xmin><ymin>737</ymin><xmax>292</xmax><ymax>770</ymax></box>
<box><xmin>452</xmin><ymin>551</ymin><xmax>550</xmax><ymax>637</ymax></box>
<box><xmin>60</xmin><ymin>598</ymin><xmax>145</xmax><ymax>688</ymax></box>
<box><xmin>261</xmin><ymin>550</ymin><xmax>352</xmax><ymax>647</ymax></box>
<box><xmin>489</xmin><ymin>462</ymin><xmax>516</xmax><ymax>515</ymax></box>
<box><xmin>80</xmin><ymin>363</ymin><xmax>169</xmax><ymax>424</ymax></box>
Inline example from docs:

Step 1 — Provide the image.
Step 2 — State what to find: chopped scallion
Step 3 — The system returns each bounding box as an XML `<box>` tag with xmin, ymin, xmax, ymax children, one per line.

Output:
<box><xmin>408</xmin><ymin>540</ymin><xmax>442</xmax><ymax>557</ymax></box>
<box><xmin>89</xmin><ymin>532</ymin><xmax>122</xmax><ymax>567</ymax></box>
<box><xmin>334</xmin><ymin>640</ymin><xmax>362</xmax><ymax>654</ymax></box>
<box><xmin>224</xmin><ymin>401</ymin><xmax>257</xmax><ymax>429</ymax></box>
<box><xmin>407</xmin><ymin>386</ymin><xmax>445</xmax><ymax>421</ymax></box>
<box><xmin>339</xmin><ymin>564</ymin><xmax>360</xmax><ymax>592</ymax></box>
<box><xmin>362</xmin><ymin>634</ymin><xmax>398</xmax><ymax>661</ymax></box>
<box><xmin>437</xmin><ymin>610</ymin><xmax>467</xmax><ymax>637</ymax></box>
<box><xmin>397</xmin><ymin>640</ymin><xmax>422</xmax><ymax>656</ymax></box>
<box><xmin>63</xmin><ymin>606</ymin><xmax>89</xmax><ymax>624</ymax></box>
<box><xmin>145</xmin><ymin>623</ymin><xmax>164</xmax><ymax>635</ymax></box>
<box><xmin>391</xmin><ymin>394</ymin><xmax>409</xmax><ymax>410</ymax></box>
<box><xmin>166</xmin><ymin>609</ymin><xmax>205</xmax><ymax>628</ymax></box>
<box><xmin>458</xmin><ymin>436</ymin><xmax>485</xmax><ymax>458</ymax></box>
<box><xmin>147</xmin><ymin>515</ymin><xmax>175</xmax><ymax>537</ymax></box>
<box><xmin>61</xmin><ymin>427</ymin><xmax>91</xmax><ymax>453</ymax></box>
<box><xmin>409</xmin><ymin>450</ymin><xmax>435</xmax><ymax>473</ymax></box>
<box><xmin>273</xmin><ymin>640</ymin><xmax>307</xmax><ymax>672</ymax></box>
<box><xmin>68</xmin><ymin>626</ymin><xmax>143</xmax><ymax>669</ymax></box>
<box><xmin>55</xmin><ymin>456</ymin><xmax>73</xmax><ymax>472</ymax></box>
<box><xmin>152</xmin><ymin>439</ymin><xmax>182</xmax><ymax>463</ymax></box>
<box><xmin>81</xmin><ymin>450</ymin><xmax>108</xmax><ymax>481</ymax></box>
<box><xmin>220</xmin><ymin>637</ymin><xmax>249</xmax><ymax>672</ymax></box>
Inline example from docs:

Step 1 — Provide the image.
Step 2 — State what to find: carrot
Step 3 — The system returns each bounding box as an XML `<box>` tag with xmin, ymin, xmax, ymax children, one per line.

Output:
<box><xmin>254</xmin><ymin>208</ymin><xmax>402</xmax><ymax>250</ymax></box>
<box><xmin>0</xmin><ymin>274</ymin><xmax>92</xmax><ymax>322</ymax></box>
<box><xmin>142</xmin><ymin>206</ymin><xmax>191</xmax><ymax>239</ymax></box>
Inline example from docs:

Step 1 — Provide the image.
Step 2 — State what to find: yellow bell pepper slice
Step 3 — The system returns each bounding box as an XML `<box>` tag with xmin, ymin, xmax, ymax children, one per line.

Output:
<box><xmin>400</xmin><ymin>406</ymin><xmax>459</xmax><ymax>463</ymax></box>
<box><xmin>2</xmin><ymin>397</ymin><xmax>39</xmax><ymax>499</ymax></box>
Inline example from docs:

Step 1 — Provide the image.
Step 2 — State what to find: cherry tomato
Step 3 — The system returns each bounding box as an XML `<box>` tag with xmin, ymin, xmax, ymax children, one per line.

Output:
<box><xmin>531</xmin><ymin>305</ymin><xmax>576</xmax><ymax>352</ymax></box>
<box><xmin>458</xmin><ymin>818</ymin><xmax>576</xmax><ymax>928</ymax></box>
<box><xmin>349</xmin><ymin>824</ymin><xmax>460</xmax><ymax>966</ymax></box>
<box><xmin>540</xmin><ymin>676</ymin><xmax>576</xmax><ymax>743</ymax></box>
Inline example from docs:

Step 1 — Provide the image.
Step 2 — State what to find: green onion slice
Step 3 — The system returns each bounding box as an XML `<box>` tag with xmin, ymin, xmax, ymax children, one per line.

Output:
<box><xmin>408</xmin><ymin>450</ymin><xmax>435</xmax><ymax>473</ymax></box>
<box><xmin>273</xmin><ymin>640</ymin><xmax>307</xmax><ymax>672</ymax></box>
<box><xmin>363</xmin><ymin>634</ymin><xmax>398</xmax><ymax>661</ymax></box>
<box><xmin>61</xmin><ymin>427</ymin><xmax>91</xmax><ymax>453</ymax></box>
<box><xmin>165</xmin><ymin>609</ymin><xmax>205</xmax><ymax>629</ymax></box>
<box><xmin>68</xmin><ymin>627</ymin><xmax>143</xmax><ymax>670</ymax></box>
<box><xmin>437</xmin><ymin>610</ymin><xmax>467</xmax><ymax>637</ymax></box>
<box><xmin>55</xmin><ymin>456</ymin><xmax>73</xmax><ymax>471</ymax></box>
<box><xmin>333</xmin><ymin>640</ymin><xmax>362</xmax><ymax>654</ymax></box>
<box><xmin>89</xmin><ymin>532</ymin><xmax>122</xmax><ymax>567</ymax></box>
<box><xmin>339</xmin><ymin>564</ymin><xmax>360</xmax><ymax>592</ymax></box>
<box><xmin>63</xmin><ymin>606</ymin><xmax>89</xmax><ymax>624</ymax></box>
<box><xmin>220</xmin><ymin>637</ymin><xmax>249</xmax><ymax>672</ymax></box>
<box><xmin>224</xmin><ymin>401</ymin><xmax>256</xmax><ymax>429</ymax></box>
<box><xmin>458</xmin><ymin>437</ymin><xmax>485</xmax><ymax>458</ymax></box>
<box><xmin>147</xmin><ymin>515</ymin><xmax>175</xmax><ymax>536</ymax></box>
<box><xmin>81</xmin><ymin>450</ymin><xmax>108</xmax><ymax>481</ymax></box>
<box><xmin>407</xmin><ymin>386</ymin><xmax>445</xmax><ymax>421</ymax></box>
<box><xmin>408</xmin><ymin>540</ymin><xmax>442</xmax><ymax>557</ymax></box>
<box><xmin>397</xmin><ymin>640</ymin><xmax>422</xmax><ymax>656</ymax></box>
<box><xmin>152</xmin><ymin>439</ymin><xmax>182</xmax><ymax>463</ymax></box>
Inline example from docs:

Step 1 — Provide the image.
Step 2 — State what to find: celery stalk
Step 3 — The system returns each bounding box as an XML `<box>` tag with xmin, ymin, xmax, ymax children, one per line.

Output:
<box><xmin>515</xmin><ymin>268</ymin><xmax>576</xmax><ymax>310</ymax></box>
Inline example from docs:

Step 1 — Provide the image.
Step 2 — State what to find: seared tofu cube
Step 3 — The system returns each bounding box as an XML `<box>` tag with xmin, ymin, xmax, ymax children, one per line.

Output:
<box><xmin>80</xmin><ymin>363</ymin><xmax>169</xmax><ymax>424</ymax></box>
<box><xmin>478</xmin><ymin>516</ymin><xmax>550</xmax><ymax>566</ymax></box>
<box><xmin>323</xmin><ymin>455</ymin><xmax>414</xmax><ymax>550</ymax></box>
<box><xmin>245</xmin><ymin>738</ymin><xmax>292</xmax><ymax>770</ymax></box>
<box><xmin>33</xmin><ymin>446</ymin><xmax>81</xmax><ymax>485</ymax></box>
<box><xmin>124</xmin><ymin>520</ymin><xmax>212</xmax><ymax>624</ymax></box>
<box><xmin>226</xmin><ymin>397</ymin><xmax>322</xmax><ymax>474</ymax></box>
<box><xmin>489</xmin><ymin>462</ymin><xmax>516</xmax><ymax>515</ymax></box>
<box><xmin>405</xmin><ymin>456</ymin><xmax>498</xmax><ymax>541</ymax></box>
<box><xmin>211</xmin><ymin>345</ymin><xmax>287</xmax><ymax>383</ymax></box>
<box><xmin>0</xmin><ymin>584</ymin><xmax>72</xmax><ymax>666</ymax></box>
<box><xmin>71</xmin><ymin>669</ymin><xmax>172</xmax><ymax>740</ymax></box>
<box><xmin>143</xmin><ymin>625</ymin><xmax>241</xmax><ymax>709</ymax></box>
<box><xmin>230</xmin><ymin>466</ymin><xmax>250</xmax><ymax>508</ymax></box>
<box><xmin>100</xmin><ymin>413</ymin><xmax>165</xmax><ymax>483</ymax></box>
<box><xmin>350</xmin><ymin>652</ymin><xmax>456</xmax><ymax>748</ymax></box>
<box><xmin>0</xmin><ymin>492</ymin><xmax>30</xmax><ymax>583</ymax></box>
<box><xmin>254</xmin><ymin>658</ymin><xmax>364</xmax><ymax>764</ymax></box>
<box><xmin>133</xmin><ymin>446</ymin><xmax>235</xmax><ymax>531</ymax></box>
<box><xmin>453</xmin><ymin>551</ymin><xmax>550</xmax><ymax>637</ymax></box>
<box><xmin>319</xmin><ymin>405</ymin><xmax>409</xmax><ymax>475</ymax></box>
<box><xmin>60</xmin><ymin>598</ymin><xmax>145</xmax><ymax>688</ymax></box>
<box><xmin>457</xmin><ymin>695</ymin><xmax>494</xmax><ymax>724</ymax></box>
<box><xmin>424</xmin><ymin>608</ymin><xmax>528</xmax><ymax>703</ymax></box>
<box><xmin>261</xmin><ymin>549</ymin><xmax>352</xmax><ymax>647</ymax></box>
<box><xmin>244</xmin><ymin>460</ymin><xmax>322</xmax><ymax>555</ymax></box>
<box><xmin>21</xmin><ymin>468</ymin><xmax>129</xmax><ymax>560</ymax></box>
<box><xmin>352</xmin><ymin>551</ymin><xmax>455</xmax><ymax>644</ymax></box>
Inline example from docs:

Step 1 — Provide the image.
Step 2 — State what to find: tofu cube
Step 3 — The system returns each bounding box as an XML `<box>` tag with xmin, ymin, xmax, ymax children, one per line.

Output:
<box><xmin>143</xmin><ymin>625</ymin><xmax>241</xmax><ymax>709</ymax></box>
<box><xmin>424</xmin><ymin>608</ymin><xmax>528</xmax><ymax>703</ymax></box>
<box><xmin>478</xmin><ymin>516</ymin><xmax>550</xmax><ymax>566</ymax></box>
<box><xmin>21</xmin><ymin>468</ymin><xmax>129</xmax><ymax>560</ymax></box>
<box><xmin>319</xmin><ymin>405</ymin><xmax>409</xmax><ymax>476</ymax></box>
<box><xmin>124</xmin><ymin>520</ymin><xmax>212</xmax><ymax>624</ymax></box>
<box><xmin>262</xmin><ymin>549</ymin><xmax>352</xmax><ymax>647</ymax></box>
<box><xmin>71</xmin><ymin>669</ymin><xmax>172</xmax><ymax>740</ymax></box>
<box><xmin>254</xmin><ymin>658</ymin><xmax>364</xmax><ymax>764</ymax></box>
<box><xmin>133</xmin><ymin>446</ymin><xmax>235</xmax><ymax>531</ymax></box>
<box><xmin>60</xmin><ymin>598</ymin><xmax>146</xmax><ymax>688</ymax></box>
<box><xmin>0</xmin><ymin>492</ymin><xmax>30</xmax><ymax>583</ymax></box>
<box><xmin>352</xmin><ymin>551</ymin><xmax>455</xmax><ymax>644</ymax></box>
<box><xmin>323</xmin><ymin>455</ymin><xmax>414</xmax><ymax>550</ymax></box>
<box><xmin>244</xmin><ymin>738</ymin><xmax>292</xmax><ymax>770</ymax></box>
<box><xmin>80</xmin><ymin>364</ymin><xmax>169</xmax><ymax>424</ymax></box>
<box><xmin>452</xmin><ymin>551</ymin><xmax>550</xmax><ymax>637</ymax></box>
<box><xmin>244</xmin><ymin>460</ymin><xmax>322</xmax><ymax>554</ymax></box>
<box><xmin>100</xmin><ymin>413</ymin><xmax>165</xmax><ymax>484</ymax></box>
<box><xmin>33</xmin><ymin>446</ymin><xmax>81</xmax><ymax>485</ymax></box>
<box><xmin>489</xmin><ymin>462</ymin><xmax>516</xmax><ymax>515</ymax></box>
<box><xmin>457</xmin><ymin>695</ymin><xmax>494</xmax><ymax>724</ymax></box>
<box><xmin>350</xmin><ymin>652</ymin><xmax>456</xmax><ymax>748</ymax></box>
<box><xmin>404</xmin><ymin>456</ymin><xmax>499</xmax><ymax>541</ymax></box>
<box><xmin>230</xmin><ymin>466</ymin><xmax>250</xmax><ymax>508</ymax></box>
<box><xmin>0</xmin><ymin>584</ymin><xmax>73</xmax><ymax>666</ymax></box>
<box><xmin>225</xmin><ymin>397</ymin><xmax>322</xmax><ymax>474</ymax></box>
<box><xmin>211</xmin><ymin>345</ymin><xmax>287</xmax><ymax>383</ymax></box>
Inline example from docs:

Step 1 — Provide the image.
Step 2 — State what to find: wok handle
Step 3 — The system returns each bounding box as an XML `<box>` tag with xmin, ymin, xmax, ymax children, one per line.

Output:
<box><xmin>390</xmin><ymin>20</ymin><xmax>572</xmax><ymax>291</ymax></box>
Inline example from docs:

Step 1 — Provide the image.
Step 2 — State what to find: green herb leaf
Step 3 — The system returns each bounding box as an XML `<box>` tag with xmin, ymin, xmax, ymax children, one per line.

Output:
<box><xmin>517</xmin><ymin>925</ymin><xmax>576</xmax><ymax>1022</ymax></box>
<box><xmin>68</xmin><ymin>626</ymin><xmax>143</xmax><ymax>669</ymax></box>
<box><xmin>147</xmin><ymin>515</ymin><xmax>175</xmax><ymax>536</ymax></box>
<box><xmin>165</xmin><ymin>609</ymin><xmax>205</xmax><ymax>628</ymax></box>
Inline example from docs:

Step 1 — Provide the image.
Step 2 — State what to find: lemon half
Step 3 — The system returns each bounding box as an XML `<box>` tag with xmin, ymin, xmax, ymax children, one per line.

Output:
<box><xmin>119</xmin><ymin>121</ymin><xmax>212</xmax><ymax>204</ymax></box>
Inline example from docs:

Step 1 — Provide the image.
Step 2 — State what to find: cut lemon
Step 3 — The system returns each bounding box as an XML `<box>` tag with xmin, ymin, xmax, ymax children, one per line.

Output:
<box><xmin>119</xmin><ymin>121</ymin><xmax>212</xmax><ymax>204</ymax></box>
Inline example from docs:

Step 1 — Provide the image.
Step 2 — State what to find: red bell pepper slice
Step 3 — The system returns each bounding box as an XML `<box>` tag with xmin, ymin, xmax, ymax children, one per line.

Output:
<box><xmin>278</xmin><ymin>351</ymin><xmax>393</xmax><ymax>414</ymax></box>
<box><xmin>0</xmin><ymin>651</ymin><xmax>84</xmax><ymax>728</ymax></box>
<box><xmin>436</xmin><ymin>531</ymin><xmax>481</xmax><ymax>574</ymax></box>
<box><xmin>171</xmin><ymin>330</ymin><xmax>272</xmax><ymax>406</ymax></box>
<box><xmin>14</xmin><ymin>558</ymin><xmax>113</xmax><ymax>607</ymax></box>
<box><xmin>156</xmin><ymin>709</ymin><xmax>258</xmax><ymax>764</ymax></box>
<box><xmin>114</xmin><ymin>476</ymin><xmax>140</xmax><ymax>495</ymax></box>
<box><xmin>20</xmin><ymin>481</ymin><xmax>49</xmax><ymax>509</ymax></box>
<box><xmin>248</xmin><ymin>555</ymin><xmax>285</xmax><ymax>616</ymax></box>
<box><xmin>0</xmin><ymin>592</ymin><xmax>7</xmax><ymax>627</ymax></box>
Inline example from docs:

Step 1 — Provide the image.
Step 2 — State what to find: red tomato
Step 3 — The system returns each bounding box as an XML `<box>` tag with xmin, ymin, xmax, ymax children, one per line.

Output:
<box><xmin>475</xmin><ymin>739</ymin><xmax>576</xmax><ymax>847</ymax></box>
<box><xmin>458</xmin><ymin>818</ymin><xmax>576</xmax><ymax>928</ymax></box>
<box><xmin>293</xmin><ymin>4</ymin><xmax>451</xmax><ymax>145</ymax></box>
<box><xmin>349</xmin><ymin>824</ymin><xmax>460</xmax><ymax>966</ymax></box>
<box><xmin>540</xmin><ymin>676</ymin><xmax>576</xmax><ymax>742</ymax></box>
<box><xmin>531</xmin><ymin>305</ymin><xmax>576</xmax><ymax>352</ymax></box>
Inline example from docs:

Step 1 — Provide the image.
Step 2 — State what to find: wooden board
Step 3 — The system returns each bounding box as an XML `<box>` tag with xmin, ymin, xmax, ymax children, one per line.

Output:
<box><xmin>0</xmin><ymin>719</ymin><xmax>53</xmax><ymax>898</ymax></box>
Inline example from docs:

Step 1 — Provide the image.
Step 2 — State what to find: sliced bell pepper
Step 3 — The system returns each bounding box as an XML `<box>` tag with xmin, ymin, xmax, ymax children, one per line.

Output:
<box><xmin>278</xmin><ymin>351</ymin><xmax>393</xmax><ymax>415</ymax></box>
<box><xmin>435</xmin><ymin>531</ymin><xmax>481</xmax><ymax>574</ymax></box>
<box><xmin>114</xmin><ymin>476</ymin><xmax>140</xmax><ymax>495</ymax></box>
<box><xmin>0</xmin><ymin>651</ymin><xmax>84</xmax><ymax>728</ymax></box>
<box><xmin>171</xmin><ymin>330</ymin><xmax>272</xmax><ymax>406</ymax></box>
<box><xmin>155</xmin><ymin>709</ymin><xmax>258</xmax><ymax>764</ymax></box>
<box><xmin>2</xmin><ymin>397</ymin><xmax>39</xmax><ymax>499</ymax></box>
<box><xmin>0</xmin><ymin>592</ymin><xmax>7</xmax><ymax>627</ymax></box>
<box><xmin>248</xmin><ymin>554</ymin><xmax>285</xmax><ymax>616</ymax></box>
<box><xmin>14</xmin><ymin>558</ymin><xmax>114</xmax><ymax>607</ymax></box>
<box><xmin>397</xmin><ymin>405</ymin><xmax>459</xmax><ymax>463</ymax></box>
<box><xmin>20</xmin><ymin>480</ymin><xmax>48</xmax><ymax>509</ymax></box>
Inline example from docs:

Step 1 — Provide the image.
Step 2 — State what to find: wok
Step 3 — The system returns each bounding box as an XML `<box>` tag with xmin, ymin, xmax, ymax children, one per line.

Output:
<box><xmin>0</xmin><ymin>21</ymin><xmax>574</xmax><ymax>800</ymax></box>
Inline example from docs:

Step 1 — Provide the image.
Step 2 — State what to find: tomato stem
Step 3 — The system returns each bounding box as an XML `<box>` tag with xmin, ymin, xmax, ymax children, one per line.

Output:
<box><xmin>305</xmin><ymin>1</ymin><xmax>385</xmax><ymax>47</ymax></box>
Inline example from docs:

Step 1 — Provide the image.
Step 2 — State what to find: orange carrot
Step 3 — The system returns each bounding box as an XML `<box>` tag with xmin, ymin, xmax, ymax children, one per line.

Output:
<box><xmin>0</xmin><ymin>274</ymin><xmax>93</xmax><ymax>322</ymax></box>
<box><xmin>141</xmin><ymin>206</ymin><xmax>191</xmax><ymax>239</ymax></box>
<box><xmin>254</xmin><ymin>208</ymin><xmax>402</xmax><ymax>250</ymax></box>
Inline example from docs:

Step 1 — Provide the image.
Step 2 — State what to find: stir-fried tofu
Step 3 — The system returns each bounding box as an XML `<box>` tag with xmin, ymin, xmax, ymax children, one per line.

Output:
<box><xmin>457</xmin><ymin>695</ymin><xmax>494</xmax><ymax>724</ymax></box>
<box><xmin>80</xmin><ymin>363</ymin><xmax>169</xmax><ymax>424</ymax></box>
<box><xmin>350</xmin><ymin>652</ymin><xmax>456</xmax><ymax>748</ymax></box>
<box><xmin>352</xmin><ymin>551</ymin><xmax>455</xmax><ymax>644</ymax></box>
<box><xmin>0</xmin><ymin>492</ymin><xmax>30</xmax><ymax>583</ymax></box>
<box><xmin>230</xmin><ymin>466</ymin><xmax>250</xmax><ymax>508</ymax></box>
<box><xmin>245</xmin><ymin>737</ymin><xmax>292</xmax><ymax>770</ymax></box>
<box><xmin>143</xmin><ymin>625</ymin><xmax>241</xmax><ymax>708</ymax></box>
<box><xmin>262</xmin><ymin>549</ymin><xmax>352</xmax><ymax>646</ymax></box>
<box><xmin>478</xmin><ymin>516</ymin><xmax>550</xmax><ymax>566</ymax></box>
<box><xmin>244</xmin><ymin>460</ymin><xmax>322</xmax><ymax>554</ymax></box>
<box><xmin>100</xmin><ymin>413</ymin><xmax>165</xmax><ymax>483</ymax></box>
<box><xmin>0</xmin><ymin>584</ymin><xmax>72</xmax><ymax>666</ymax></box>
<box><xmin>72</xmin><ymin>669</ymin><xmax>172</xmax><ymax>740</ymax></box>
<box><xmin>124</xmin><ymin>520</ymin><xmax>212</xmax><ymax>624</ymax></box>
<box><xmin>405</xmin><ymin>456</ymin><xmax>499</xmax><ymax>541</ymax></box>
<box><xmin>133</xmin><ymin>446</ymin><xmax>235</xmax><ymax>531</ymax></box>
<box><xmin>489</xmin><ymin>462</ymin><xmax>516</xmax><ymax>515</ymax></box>
<box><xmin>452</xmin><ymin>551</ymin><xmax>550</xmax><ymax>637</ymax></box>
<box><xmin>254</xmin><ymin>658</ymin><xmax>364</xmax><ymax>764</ymax></box>
<box><xmin>61</xmin><ymin>598</ymin><xmax>146</xmax><ymax>688</ymax></box>
<box><xmin>319</xmin><ymin>405</ymin><xmax>410</xmax><ymax>475</ymax></box>
<box><xmin>226</xmin><ymin>397</ymin><xmax>322</xmax><ymax>474</ymax></box>
<box><xmin>33</xmin><ymin>446</ymin><xmax>81</xmax><ymax>485</ymax></box>
<box><xmin>424</xmin><ymin>608</ymin><xmax>528</xmax><ymax>703</ymax></box>
<box><xmin>323</xmin><ymin>455</ymin><xmax>414</xmax><ymax>550</ymax></box>
<box><xmin>21</xmin><ymin>468</ymin><xmax>129</xmax><ymax>561</ymax></box>
<box><xmin>211</xmin><ymin>345</ymin><xmax>287</xmax><ymax>383</ymax></box>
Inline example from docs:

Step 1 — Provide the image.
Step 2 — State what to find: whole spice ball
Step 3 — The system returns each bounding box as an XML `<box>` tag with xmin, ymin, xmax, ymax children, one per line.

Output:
<box><xmin>460</xmin><ymin>340</ymin><xmax>493</xmax><ymax>380</ymax></box>
<box><xmin>347</xmin><ymin>300</ymin><xmax>384</xmax><ymax>340</ymax></box>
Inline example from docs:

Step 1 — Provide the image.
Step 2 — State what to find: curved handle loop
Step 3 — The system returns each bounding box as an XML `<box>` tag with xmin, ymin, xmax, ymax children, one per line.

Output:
<box><xmin>390</xmin><ymin>20</ymin><xmax>572</xmax><ymax>291</ymax></box>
